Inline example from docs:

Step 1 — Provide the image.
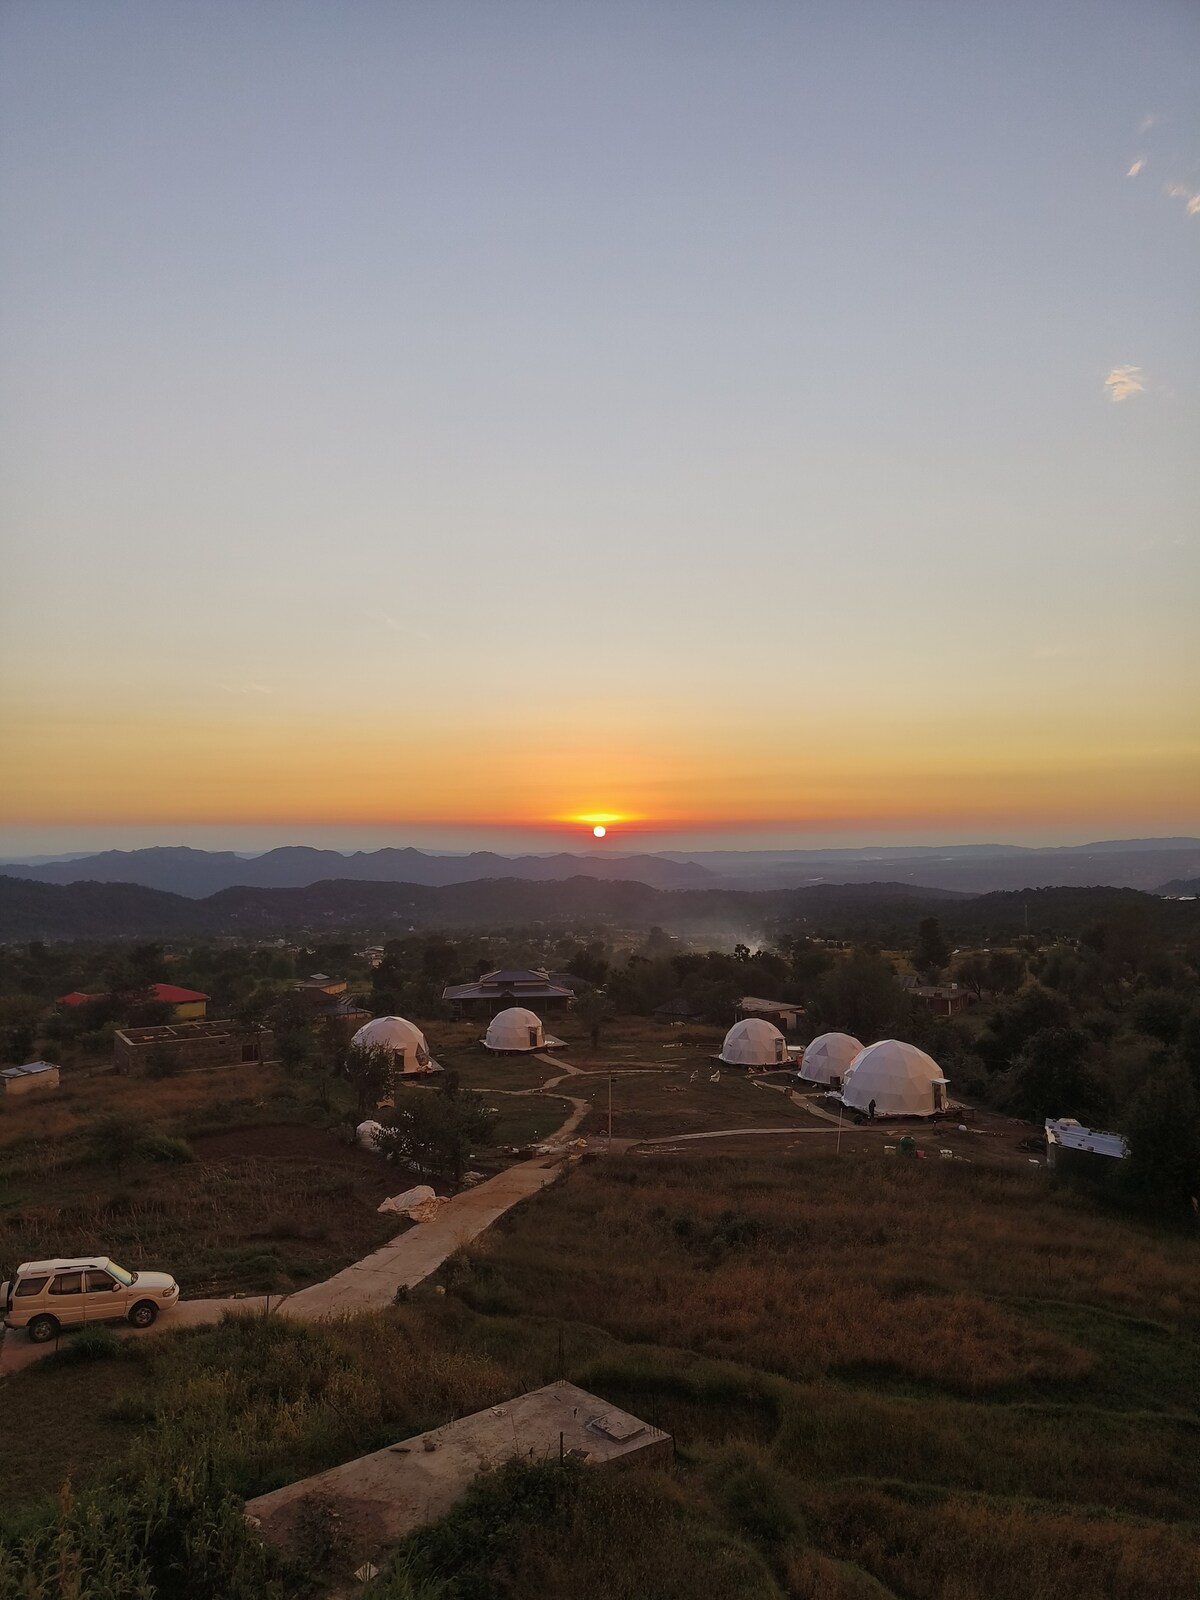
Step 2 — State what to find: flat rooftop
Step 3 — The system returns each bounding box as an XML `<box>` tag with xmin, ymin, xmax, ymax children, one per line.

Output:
<box><xmin>245</xmin><ymin>1380</ymin><xmax>670</xmax><ymax>1572</ymax></box>
<box><xmin>115</xmin><ymin>1019</ymin><xmax>246</xmax><ymax>1044</ymax></box>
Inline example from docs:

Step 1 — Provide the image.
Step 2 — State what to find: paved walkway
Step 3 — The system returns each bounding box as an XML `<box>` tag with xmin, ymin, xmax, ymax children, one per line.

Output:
<box><xmin>1</xmin><ymin>1066</ymin><xmax>592</xmax><ymax>1379</ymax></box>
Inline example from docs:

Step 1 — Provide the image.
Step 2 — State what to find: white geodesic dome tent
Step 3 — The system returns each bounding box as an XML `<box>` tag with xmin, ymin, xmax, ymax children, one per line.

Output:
<box><xmin>800</xmin><ymin>1032</ymin><xmax>864</xmax><ymax>1086</ymax></box>
<box><xmin>841</xmin><ymin>1040</ymin><xmax>948</xmax><ymax>1117</ymax></box>
<box><xmin>484</xmin><ymin>1007</ymin><xmax>545</xmax><ymax>1052</ymax></box>
<box><xmin>719</xmin><ymin>1017</ymin><xmax>788</xmax><ymax>1067</ymax></box>
<box><xmin>350</xmin><ymin>1016</ymin><xmax>434</xmax><ymax>1074</ymax></box>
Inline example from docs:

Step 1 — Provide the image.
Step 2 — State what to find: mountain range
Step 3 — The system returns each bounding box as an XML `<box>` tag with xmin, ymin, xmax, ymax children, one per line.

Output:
<box><xmin>3</xmin><ymin>873</ymin><xmax>1197</xmax><ymax>946</ymax></box>
<box><xmin>1</xmin><ymin>837</ymin><xmax>1198</xmax><ymax>897</ymax></box>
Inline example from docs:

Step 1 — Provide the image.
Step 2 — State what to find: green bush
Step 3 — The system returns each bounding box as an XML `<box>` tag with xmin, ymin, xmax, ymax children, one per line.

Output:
<box><xmin>141</xmin><ymin>1132</ymin><xmax>197</xmax><ymax>1164</ymax></box>
<box><xmin>43</xmin><ymin>1326</ymin><xmax>123</xmax><ymax>1366</ymax></box>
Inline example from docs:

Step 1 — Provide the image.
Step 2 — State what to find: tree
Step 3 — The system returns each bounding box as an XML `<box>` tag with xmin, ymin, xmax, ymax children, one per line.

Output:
<box><xmin>275</xmin><ymin>1027</ymin><xmax>313</xmax><ymax>1074</ymax></box>
<box><xmin>421</xmin><ymin>938</ymin><xmax>460</xmax><ymax>984</ymax></box>
<box><xmin>914</xmin><ymin>917</ymin><xmax>950</xmax><ymax>980</ymax></box>
<box><xmin>376</xmin><ymin>1088</ymin><xmax>497</xmax><ymax>1184</ymax></box>
<box><xmin>974</xmin><ymin>985</ymin><xmax>1071</xmax><ymax>1072</ymax></box>
<box><xmin>1035</xmin><ymin>944</ymin><xmax>1104</xmax><ymax>1005</ymax></box>
<box><xmin>807</xmin><ymin>951</ymin><xmax>909</xmax><ymax>1044</ymax></box>
<box><xmin>566</xmin><ymin>942</ymin><xmax>609</xmax><ymax>986</ymax></box>
<box><xmin>575</xmin><ymin>992</ymin><xmax>615</xmax><ymax>1047</ymax></box>
<box><xmin>986</xmin><ymin>949</ymin><xmax>1025</xmax><ymax>995</ymax></box>
<box><xmin>1002</xmin><ymin>1027</ymin><xmax>1110</xmax><ymax>1122</ymax></box>
<box><xmin>950</xmin><ymin>952</ymin><xmax>989</xmax><ymax>1000</ymax></box>
<box><xmin>1131</xmin><ymin>988</ymin><xmax>1190</xmax><ymax>1048</ymax></box>
<box><xmin>1121</xmin><ymin>1064</ymin><xmax>1200</xmax><ymax>1215</ymax></box>
<box><xmin>343</xmin><ymin>1043</ymin><xmax>398</xmax><ymax>1117</ymax></box>
<box><xmin>779</xmin><ymin>936</ymin><xmax>835</xmax><ymax>997</ymax></box>
<box><xmin>127</xmin><ymin>943</ymin><xmax>165</xmax><ymax>986</ymax></box>
<box><xmin>1178</xmin><ymin>1006</ymin><xmax>1200</xmax><ymax>1094</ymax></box>
<box><xmin>90</xmin><ymin>1113</ymin><xmax>147</xmax><ymax>1178</ymax></box>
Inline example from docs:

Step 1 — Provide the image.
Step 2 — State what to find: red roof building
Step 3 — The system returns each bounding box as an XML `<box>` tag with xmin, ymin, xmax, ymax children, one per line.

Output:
<box><xmin>57</xmin><ymin>983</ymin><xmax>209</xmax><ymax>1018</ymax></box>
<box><xmin>148</xmin><ymin>984</ymin><xmax>209</xmax><ymax>1005</ymax></box>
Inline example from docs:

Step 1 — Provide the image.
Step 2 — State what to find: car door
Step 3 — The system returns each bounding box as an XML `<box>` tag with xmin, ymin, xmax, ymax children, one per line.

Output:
<box><xmin>84</xmin><ymin>1268</ymin><xmax>125</xmax><ymax>1323</ymax></box>
<box><xmin>46</xmin><ymin>1271</ymin><xmax>86</xmax><ymax>1327</ymax></box>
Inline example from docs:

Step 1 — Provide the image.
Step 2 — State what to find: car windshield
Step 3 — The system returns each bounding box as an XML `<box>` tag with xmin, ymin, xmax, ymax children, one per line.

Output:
<box><xmin>107</xmin><ymin>1261</ymin><xmax>136</xmax><ymax>1286</ymax></box>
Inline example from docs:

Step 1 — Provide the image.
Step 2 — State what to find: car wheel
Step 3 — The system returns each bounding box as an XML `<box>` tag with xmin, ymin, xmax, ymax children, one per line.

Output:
<box><xmin>28</xmin><ymin>1314</ymin><xmax>58</xmax><ymax>1343</ymax></box>
<box><xmin>128</xmin><ymin>1300</ymin><xmax>158</xmax><ymax>1329</ymax></box>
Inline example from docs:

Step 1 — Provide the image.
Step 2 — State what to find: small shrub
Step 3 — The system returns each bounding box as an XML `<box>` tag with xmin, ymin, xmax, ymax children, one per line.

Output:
<box><xmin>106</xmin><ymin>1393</ymin><xmax>158</xmax><ymax>1425</ymax></box>
<box><xmin>44</xmin><ymin>1326</ymin><xmax>122</xmax><ymax>1366</ymax></box>
<box><xmin>141</xmin><ymin>1132</ymin><xmax>196</xmax><ymax>1164</ymax></box>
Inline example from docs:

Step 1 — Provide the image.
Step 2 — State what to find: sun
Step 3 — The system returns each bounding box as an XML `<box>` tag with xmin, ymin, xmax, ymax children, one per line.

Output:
<box><xmin>563</xmin><ymin>810</ymin><xmax>628</xmax><ymax>839</ymax></box>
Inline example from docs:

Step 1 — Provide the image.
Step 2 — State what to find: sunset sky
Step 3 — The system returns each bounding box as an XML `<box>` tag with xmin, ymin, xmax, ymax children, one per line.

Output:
<box><xmin>2</xmin><ymin>1</ymin><xmax>1197</xmax><ymax>857</ymax></box>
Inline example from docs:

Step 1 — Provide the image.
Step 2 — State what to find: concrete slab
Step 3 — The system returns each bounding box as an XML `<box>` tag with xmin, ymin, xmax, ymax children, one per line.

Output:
<box><xmin>245</xmin><ymin>1380</ymin><xmax>671</xmax><ymax>1573</ymax></box>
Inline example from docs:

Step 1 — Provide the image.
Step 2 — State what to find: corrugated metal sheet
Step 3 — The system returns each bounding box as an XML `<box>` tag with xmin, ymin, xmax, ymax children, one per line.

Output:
<box><xmin>1045</xmin><ymin>1119</ymin><xmax>1128</xmax><ymax>1160</ymax></box>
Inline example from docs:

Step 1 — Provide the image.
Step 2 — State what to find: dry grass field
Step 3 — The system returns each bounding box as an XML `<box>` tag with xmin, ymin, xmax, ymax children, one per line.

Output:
<box><xmin>434</xmin><ymin>1149</ymin><xmax>1200</xmax><ymax>1598</ymax></box>
<box><xmin>0</xmin><ymin>1114</ymin><xmax>405</xmax><ymax>1296</ymax></box>
<box><xmin>4</xmin><ymin>1020</ymin><xmax>1198</xmax><ymax>1598</ymax></box>
<box><xmin>0</xmin><ymin>1058</ymin><xmax>287</xmax><ymax>1150</ymax></box>
<box><xmin>571</xmin><ymin>1066</ymin><xmax>812</xmax><ymax>1140</ymax></box>
<box><xmin>1</xmin><ymin>1143</ymin><xmax>1198</xmax><ymax>1598</ymax></box>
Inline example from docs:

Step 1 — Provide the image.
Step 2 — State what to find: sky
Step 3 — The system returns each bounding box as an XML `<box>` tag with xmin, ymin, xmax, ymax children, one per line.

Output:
<box><xmin>1</xmin><ymin>0</ymin><xmax>1198</xmax><ymax>858</ymax></box>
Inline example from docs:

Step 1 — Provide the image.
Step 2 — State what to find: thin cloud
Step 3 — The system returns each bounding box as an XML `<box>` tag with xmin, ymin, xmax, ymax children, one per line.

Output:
<box><xmin>382</xmin><ymin>613</ymin><xmax>432</xmax><ymax>639</ymax></box>
<box><xmin>218</xmin><ymin>681</ymin><xmax>274</xmax><ymax>695</ymax></box>
<box><xmin>1164</xmin><ymin>182</ymin><xmax>1200</xmax><ymax>216</ymax></box>
<box><xmin>1126</xmin><ymin>158</ymin><xmax>1145</xmax><ymax>178</ymax></box>
<box><xmin>1139</xmin><ymin>114</ymin><xmax>1157</xmax><ymax>134</ymax></box>
<box><xmin>1103</xmin><ymin>366</ymin><xmax>1145</xmax><ymax>403</ymax></box>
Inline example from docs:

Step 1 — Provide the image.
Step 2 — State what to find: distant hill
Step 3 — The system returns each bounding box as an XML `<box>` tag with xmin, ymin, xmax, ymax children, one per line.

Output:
<box><xmin>5</xmin><ymin>873</ymin><xmax>1196</xmax><ymax>946</ymax></box>
<box><xmin>0</xmin><ymin>873</ymin><xmax>969</xmax><ymax>942</ymax></box>
<box><xmin>0</xmin><ymin>876</ymin><xmax>207</xmax><ymax>941</ymax></box>
<box><xmin>0</xmin><ymin>845</ymin><xmax>715</xmax><ymax>897</ymax></box>
<box><xmin>936</xmin><ymin>885</ymin><xmax>1200</xmax><ymax>940</ymax></box>
<box><xmin>5</xmin><ymin>837</ymin><xmax>1197</xmax><ymax>897</ymax></box>
<box><xmin>669</xmin><ymin>839</ymin><xmax>1200</xmax><ymax>893</ymax></box>
<box><xmin>1157</xmin><ymin>878</ymin><xmax>1200</xmax><ymax>897</ymax></box>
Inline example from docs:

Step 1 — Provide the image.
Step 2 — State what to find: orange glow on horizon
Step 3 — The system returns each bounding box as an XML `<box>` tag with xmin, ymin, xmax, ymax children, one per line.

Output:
<box><xmin>2</xmin><ymin>697</ymin><xmax>1197</xmax><ymax>842</ymax></box>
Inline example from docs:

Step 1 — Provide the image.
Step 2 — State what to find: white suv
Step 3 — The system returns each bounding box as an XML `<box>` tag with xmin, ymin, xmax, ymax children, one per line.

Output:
<box><xmin>1</xmin><ymin>1257</ymin><xmax>180</xmax><ymax>1342</ymax></box>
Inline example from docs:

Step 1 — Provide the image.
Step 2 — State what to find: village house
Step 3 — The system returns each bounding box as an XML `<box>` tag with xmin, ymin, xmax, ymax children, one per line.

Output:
<box><xmin>114</xmin><ymin>1019</ymin><xmax>274</xmax><ymax>1074</ymax></box>
<box><xmin>58</xmin><ymin>983</ymin><xmax>210</xmax><ymax>1021</ymax></box>
<box><xmin>442</xmin><ymin>967</ymin><xmax>575</xmax><ymax>1019</ymax></box>
<box><xmin>654</xmin><ymin>995</ymin><xmax>705</xmax><ymax>1026</ymax></box>
<box><xmin>1</xmin><ymin>1061</ymin><xmax>60</xmax><ymax>1097</ymax></box>
<box><xmin>910</xmin><ymin>983</ymin><xmax>973</xmax><ymax>1017</ymax></box>
<box><xmin>292</xmin><ymin>973</ymin><xmax>371</xmax><ymax>1039</ymax></box>
<box><xmin>736</xmin><ymin>995</ymin><xmax>804</xmax><ymax>1033</ymax></box>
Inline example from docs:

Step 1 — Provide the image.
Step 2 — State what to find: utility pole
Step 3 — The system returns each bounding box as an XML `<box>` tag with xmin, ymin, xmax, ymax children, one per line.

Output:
<box><xmin>607</xmin><ymin>1070</ymin><xmax>613</xmax><ymax>1154</ymax></box>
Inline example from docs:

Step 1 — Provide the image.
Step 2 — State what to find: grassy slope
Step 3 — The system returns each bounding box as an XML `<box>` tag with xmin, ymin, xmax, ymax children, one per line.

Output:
<box><xmin>437</xmin><ymin>1151</ymin><xmax>1200</xmax><ymax>1598</ymax></box>
<box><xmin>4</xmin><ymin>1049</ymin><xmax>1199</xmax><ymax>1598</ymax></box>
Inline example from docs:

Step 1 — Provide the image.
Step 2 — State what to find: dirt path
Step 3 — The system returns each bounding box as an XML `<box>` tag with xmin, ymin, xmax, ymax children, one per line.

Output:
<box><xmin>638</xmin><ymin>1126</ymin><xmax>841</xmax><ymax>1145</ymax></box>
<box><xmin>1</xmin><ymin>1062</ymin><xmax>593</xmax><ymax>1380</ymax></box>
